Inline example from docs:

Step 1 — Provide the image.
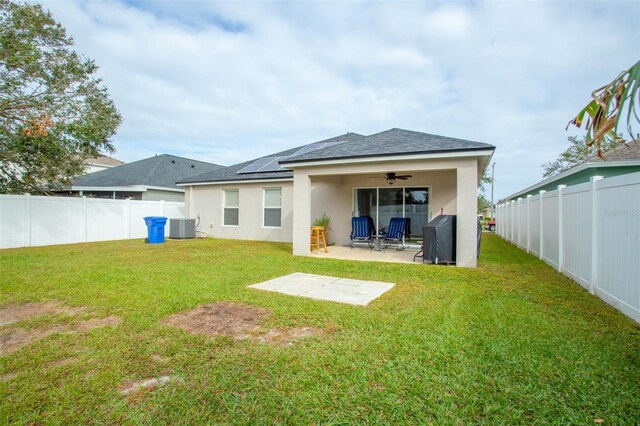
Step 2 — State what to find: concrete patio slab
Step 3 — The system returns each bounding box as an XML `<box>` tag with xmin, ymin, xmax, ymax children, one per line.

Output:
<box><xmin>248</xmin><ymin>272</ymin><xmax>395</xmax><ymax>306</ymax></box>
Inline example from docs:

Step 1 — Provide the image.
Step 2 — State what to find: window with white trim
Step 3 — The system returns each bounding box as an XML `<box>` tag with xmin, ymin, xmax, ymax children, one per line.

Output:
<box><xmin>263</xmin><ymin>187</ymin><xmax>282</xmax><ymax>227</ymax></box>
<box><xmin>223</xmin><ymin>189</ymin><xmax>239</xmax><ymax>226</ymax></box>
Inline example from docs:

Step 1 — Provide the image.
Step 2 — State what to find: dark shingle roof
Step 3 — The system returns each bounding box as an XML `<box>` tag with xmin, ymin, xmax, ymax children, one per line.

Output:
<box><xmin>179</xmin><ymin>133</ymin><xmax>365</xmax><ymax>184</ymax></box>
<box><xmin>588</xmin><ymin>140</ymin><xmax>640</xmax><ymax>162</ymax></box>
<box><xmin>73</xmin><ymin>154</ymin><xmax>224</xmax><ymax>189</ymax></box>
<box><xmin>179</xmin><ymin>128</ymin><xmax>494</xmax><ymax>185</ymax></box>
<box><xmin>280</xmin><ymin>128</ymin><xmax>494</xmax><ymax>164</ymax></box>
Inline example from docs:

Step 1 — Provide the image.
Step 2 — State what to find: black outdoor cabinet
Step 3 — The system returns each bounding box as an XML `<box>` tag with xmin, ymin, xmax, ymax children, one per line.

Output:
<box><xmin>422</xmin><ymin>215</ymin><xmax>457</xmax><ymax>264</ymax></box>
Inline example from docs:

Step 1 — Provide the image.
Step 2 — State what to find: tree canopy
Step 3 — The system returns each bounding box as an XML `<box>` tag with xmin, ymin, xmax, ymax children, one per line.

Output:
<box><xmin>0</xmin><ymin>0</ymin><xmax>121</xmax><ymax>193</ymax></box>
<box><xmin>542</xmin><ymin>135</ymin><xmax>624</xmax><ymax>178</ymax></box>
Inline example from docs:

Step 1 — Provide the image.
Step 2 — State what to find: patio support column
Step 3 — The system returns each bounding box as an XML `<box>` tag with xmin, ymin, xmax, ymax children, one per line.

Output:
<box><xmin>292</xmin><ymin>171</ymin><xmax>311</xmax><ymax>256</ymax></box>
<box><xmin>456</xmin><ymin>159</ymin><xmax>478</xmax><ymax>267</ymax></box>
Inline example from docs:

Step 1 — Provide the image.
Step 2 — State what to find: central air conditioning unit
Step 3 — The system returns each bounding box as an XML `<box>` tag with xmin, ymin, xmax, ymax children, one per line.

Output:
<box><xmin>169</xmin><ymin>218</ymin><xmax>196</xmax><ymax>239</ymax></box>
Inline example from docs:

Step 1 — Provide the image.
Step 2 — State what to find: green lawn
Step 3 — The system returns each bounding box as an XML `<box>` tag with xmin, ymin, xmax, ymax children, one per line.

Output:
<box><xmin>1</xmin><ymin>235</ymin><xmax>639</xmax><ymax>424</ymax></box>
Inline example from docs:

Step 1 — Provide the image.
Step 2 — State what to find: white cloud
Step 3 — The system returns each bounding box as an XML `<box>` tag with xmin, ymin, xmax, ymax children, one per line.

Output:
<box><xmin>41</xmin><ymin>0</ymin><xmax>639</xmax><ymax>198</ymax></box>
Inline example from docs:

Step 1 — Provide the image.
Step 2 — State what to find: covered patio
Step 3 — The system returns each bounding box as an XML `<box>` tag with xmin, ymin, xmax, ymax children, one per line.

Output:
<box><xmin>286</xmin><ymin>155</ymin><xmax>487</xmax><ymax>267</ymax></box>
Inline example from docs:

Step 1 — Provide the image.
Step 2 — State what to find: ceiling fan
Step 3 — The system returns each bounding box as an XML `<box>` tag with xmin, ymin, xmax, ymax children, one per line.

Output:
<box><xmin>370</xmin><ymin>172</ymin><xmax>413</xmax><ymax>185</ymax></box>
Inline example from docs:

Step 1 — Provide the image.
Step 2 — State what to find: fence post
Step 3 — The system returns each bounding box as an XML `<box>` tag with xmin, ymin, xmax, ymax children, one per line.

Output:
<box><xmin>539</xmin><ymin>190</ymin><xmax>545</xmax><ymax>260</ymax></box>
<box><xmin>82</xmin><ymin>196</ymin><xmax>88</xmax><ymax>242</ymax></box>
<box><xmin>125</xmin><ymin>198</ymin><xmax>132</xmax><ymax>239</ymax></box>
<box><xmin>590</xmin><ymin>176</ymin><xmax>603</xmax><ymax>295</ymax></box>
<box><xmin>510</xmin><ymin>200</ymin><xmax>515</xmax><ymax>243</ymax></box>
<box><xmin>517</xmin><ymin>198</ymin><xmax>523</xmax><ymax>247</ymax></box>
<box><xmin>507</xmin><ymin>202</ymin><xmax>511</xmax><ymax>241</ymax></box>
<box><xmin>526</xmin><ymin>194</ymin><xmax>532</xmax><ymax>253</ymax></box>
<box><xmin>557</xmin><ymin>185</ymin><xmax>566</xmax><ymax>273</ymax></box>
<box><xmin>24</xmin><ymin>193</ymin><xmax>31</xmax><ymax>247</ymax></box>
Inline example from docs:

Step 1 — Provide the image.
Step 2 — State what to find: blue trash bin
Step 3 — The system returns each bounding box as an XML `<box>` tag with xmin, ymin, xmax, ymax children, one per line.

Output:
<box><xmin>143</xmin><ymin>216</ymin><xmax>167</xmax><ymax>244</ymax></box>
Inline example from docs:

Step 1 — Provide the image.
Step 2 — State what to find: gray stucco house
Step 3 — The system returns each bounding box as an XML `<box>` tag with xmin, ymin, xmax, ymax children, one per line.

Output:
<box><xmin>179</xmin><ymin>128</ymin><xmax>495</xmax><ymax>267</ymax></box>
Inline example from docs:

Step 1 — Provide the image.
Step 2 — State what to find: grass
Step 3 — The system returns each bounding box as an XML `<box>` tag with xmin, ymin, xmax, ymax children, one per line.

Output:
<box><xmin>1</xmin><ymin>234</ymin><xmax>639</xmax><ymax>424</ymax></box>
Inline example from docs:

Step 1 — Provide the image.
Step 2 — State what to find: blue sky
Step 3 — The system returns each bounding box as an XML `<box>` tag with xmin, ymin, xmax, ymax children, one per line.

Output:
<box><xmin>43</xmin><ymin>0</ymin><xmax>640</xmax><ymax>199</ymax></box>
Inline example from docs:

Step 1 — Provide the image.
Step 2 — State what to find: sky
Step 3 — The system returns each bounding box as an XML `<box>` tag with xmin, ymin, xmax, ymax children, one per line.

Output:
<box><xmin>41</xmin><ymin>0</ymin><xmax>640</xmax><ymax>200</ymax></box>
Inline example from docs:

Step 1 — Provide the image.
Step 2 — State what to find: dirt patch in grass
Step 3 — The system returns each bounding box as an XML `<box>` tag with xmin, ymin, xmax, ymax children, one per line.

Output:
<box><xmin>119</xmin><ymin>376</ymin><xmax>174</xmax><ymax>395</ymax></box>
<box><xmin>248</xmin><ymin>327</ymin><xmax>318</xmax><ymax>346</ymax></box>
<box><xmin>0</xmin><ymin>371</ymin><xmax>19</xmax><ymax>382</ymax></box>
<box><xmin>162</xmin><ymin>302</ymin><xmax>270</xmax><ymax>339</ymax></box>
<box><xmin>46</xmin><ymin>356</ymin><xmax>78</xmax><ymax>369</ymax></box>
<box><xmin>0</xmin><ymin>301</ymin><xmax>85</xmax><ymax>326</ymax></box>
<box><xmin>151</xmin><ymin>354</ymin><xmax>171</xmax><ymax>364</ymax></box>
<box><xmin>0</xmin><ymin>301</ymin><xmax>122</xmax><ymax>356</ymax></box>
<box><xmin>1</xmin><ymin>325</ymin><xmax>70</xmax><ymax>356</ymax></box>
<box><xmin>162</xmin><ymin>302</ymin><xmax>317</xmax><ymax>345</ymax></box>
<box><xmin>75</xmin><ymin>316</ymin><xmax>122</xmax><ymax>332</ymax></box>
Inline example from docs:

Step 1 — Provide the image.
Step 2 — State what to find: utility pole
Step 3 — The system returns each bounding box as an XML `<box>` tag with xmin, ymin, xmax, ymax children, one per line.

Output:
<box><xmin>490</xmin><ymin>162</ymin><xmax>495</xmax><ymax>218</ymax></box>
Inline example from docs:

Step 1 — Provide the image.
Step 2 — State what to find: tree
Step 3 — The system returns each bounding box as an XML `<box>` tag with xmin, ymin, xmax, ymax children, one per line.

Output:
<box><xmin>0</xmin><ymin>0</ymin><xmax>122</xmax><ymax>194</ymax></box>
<box><xmin>568</xmin><ymin>59</ymin><xmax>639</xmax><ymax>155</ymax></box>
<box><xmin>477</xmin><ymin>166</ymin><xmax>493</xmax><ymax>214</ymax></box>
<box><xmin>477</xmin><ymin>193</ymin><xmax>490</xmax><ymax>214</ymax></box>
<box><xmin>542</xmin><ymin>135</ymin><xmax>624</xmax><ymax>178</ymax></box>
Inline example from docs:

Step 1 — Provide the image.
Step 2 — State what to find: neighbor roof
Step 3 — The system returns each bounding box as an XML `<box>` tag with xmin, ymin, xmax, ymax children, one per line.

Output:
<box><xmin>179</xmin><ymin>128</ymin><xmax>494</xmax><ymax>185</ymax></box>
<box><xmin>73</xmin><ymin>154</ymin><xmax>224</xmax><ymax>189</ymax></box>
<box><xmin>502</xmin><ymin>140</ymin><xmax>640</xmax><ymax>201</ymax></box>
<box><xmin>85</xmin><ymin>155</ymin><xmax>125</xmax><ymax>167</ymax></box>
<box><xmin>588</xmin><ymin>139</ymin><xmax>640</xmax><ymax>162</ymax></box>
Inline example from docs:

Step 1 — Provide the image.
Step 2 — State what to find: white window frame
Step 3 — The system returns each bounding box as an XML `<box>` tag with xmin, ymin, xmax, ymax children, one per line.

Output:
<box><xmin>262</xmin><ymin>187</ymin><xmax>282</xmax><ymax>228</ymax></box>
<box><xmin>222</xmin><ymin>189</ymin><xmax>239</xmax><ymax>227</ymax></box>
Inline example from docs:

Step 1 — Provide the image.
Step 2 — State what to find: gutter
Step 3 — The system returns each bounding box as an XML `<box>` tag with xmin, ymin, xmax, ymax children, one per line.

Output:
<box><xmin>280</xmin><ymin>149</ymin><xmax>495</xmax><ymax>168</ymax></box>
<box><xmin>177</xmin><ymin>177</ymin><xmax>294</xmax><ymax>187</ymax></box>
<box><xmin>69</xmin><ymin>185</ymin><xmax>185</xmax><ymax>193</ymax></box>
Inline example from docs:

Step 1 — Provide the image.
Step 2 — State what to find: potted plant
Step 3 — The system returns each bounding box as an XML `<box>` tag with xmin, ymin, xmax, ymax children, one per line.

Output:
<box><xmin>312</xmin><ymin>212</ymin><xmax>331</xmax><ymax>245</ymax></box>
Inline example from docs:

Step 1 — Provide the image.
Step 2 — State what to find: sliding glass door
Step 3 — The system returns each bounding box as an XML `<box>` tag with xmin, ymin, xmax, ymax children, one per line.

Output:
<box><xmin>404</xmin><ymin>188</ymin><xmax>429</xmax><ymax>238</ymax></box>
<box><xmin>353</xmin><ymin>188</ymin><xmax>377</xmax><ymax>230</ymax></box>
<box><xmin>378</xmin><ymin>188</ymin><xmax>404</xmax><ymax>232</ymax></box>
<box><xmin>353</xmin><ymin>187</ymin><xmax>430</xmax><ymax>237</ymax></box>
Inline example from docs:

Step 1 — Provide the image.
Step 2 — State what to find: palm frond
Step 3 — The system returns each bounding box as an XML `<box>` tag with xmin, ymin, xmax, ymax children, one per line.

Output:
<box><xmin>568</xmin><ymin>60</ymin><xmax>640</xmax><ymax>156</ymax></box>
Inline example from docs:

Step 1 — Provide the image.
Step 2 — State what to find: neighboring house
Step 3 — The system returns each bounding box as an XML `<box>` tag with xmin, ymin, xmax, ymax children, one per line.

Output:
<box><xmin>84</xmin><ymin>155</ymin><xmax>125</xmax><ymax>174</ymax></box>
<box><xmin>502</xmin><ymin>140</ymin><xmax>640</xmax><ymax>202</ymax></box>
<box><xmin>178</xmin><ymin>128</ymin><xmax>495</xmax><ymax>267</ymax></box>
<box><xmin>60</xmin><ymin>154</ymin><xmax>224</xmax><ymax>201</ymax></box>
<box><xmin>481</xmin><ymin>207</ymin><xmax>495</xmax><ymax>219</ymax></box>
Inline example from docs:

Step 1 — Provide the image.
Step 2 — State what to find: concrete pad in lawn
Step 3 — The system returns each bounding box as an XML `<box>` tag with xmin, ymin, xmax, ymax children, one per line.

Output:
<box><xmin>248</xmin><ymin>272</ymin><xmax>395</xmax><ymax>306</ymax></box>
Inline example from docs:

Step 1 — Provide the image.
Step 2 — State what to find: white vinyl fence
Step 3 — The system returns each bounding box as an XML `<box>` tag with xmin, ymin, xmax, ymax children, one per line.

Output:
<box><xmin>496</xmin><ymin>172</ymin><xmax>640</xmax><ymax>323</ymax></box>
<box><xmin>0</xmin><ymin>194</ymin><xmax>185</xmax><ymax>249</ymax></box>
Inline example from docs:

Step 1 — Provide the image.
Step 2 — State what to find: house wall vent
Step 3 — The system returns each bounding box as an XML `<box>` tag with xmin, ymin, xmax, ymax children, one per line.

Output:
<box><xmin>169</xmin><ymin>218</ymin><xmax>196</xmax><ymax>239</ymax></box>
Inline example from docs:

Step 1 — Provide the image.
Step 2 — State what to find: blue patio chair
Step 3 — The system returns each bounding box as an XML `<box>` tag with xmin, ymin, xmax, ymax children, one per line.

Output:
<box><xmin>350</xmin><ymin>216</ymin><xmax>373</xmax><ymax>249</ymax></box>
<box><xmin>381</xmin><ymin>217</ymin><xmax>408</xmax><ymax>251</ymax></box>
